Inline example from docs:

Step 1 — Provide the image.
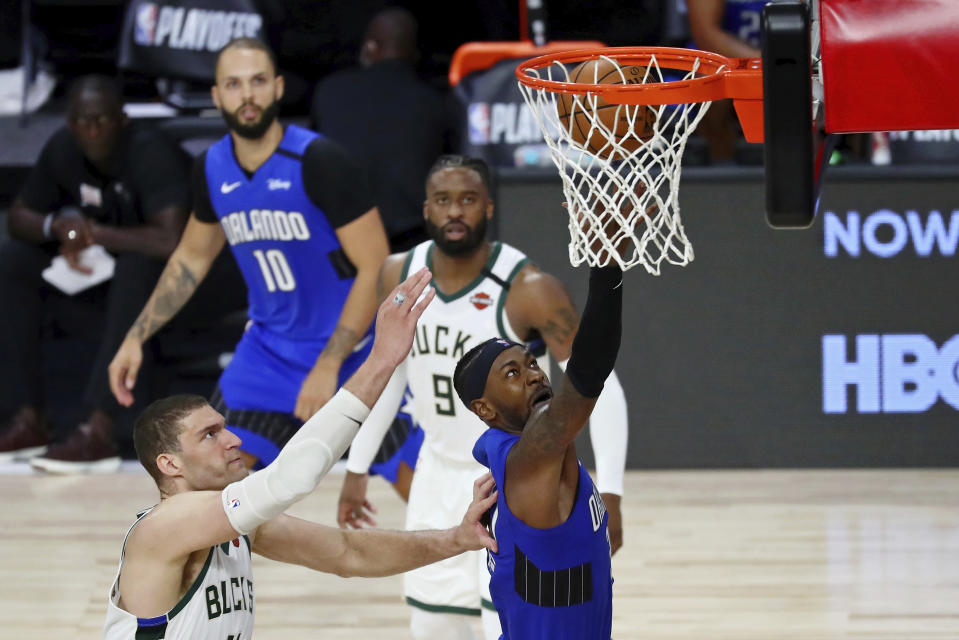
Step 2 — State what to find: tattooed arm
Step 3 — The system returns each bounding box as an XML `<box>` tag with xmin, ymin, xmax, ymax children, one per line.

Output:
<box><xmin>504</xmin><ymin>264</ymin><xmax>628</xmax><ymax>551</ymax></box>
<box><xmin>504</xmin><ymin>264</ymin><xmax>580</xmax><ymax>360</ymax></box>
<box><xmin>108</xmin><ymin>215</ymin><xmax>227</xmax><ymax>407</ymax></box>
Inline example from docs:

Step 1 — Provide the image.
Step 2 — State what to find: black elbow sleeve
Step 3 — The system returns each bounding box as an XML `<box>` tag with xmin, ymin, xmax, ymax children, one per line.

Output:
<box><xmin>566</xmin><ymin>266</ymin><xmax>623</xmax><ymax>398</ymax></box>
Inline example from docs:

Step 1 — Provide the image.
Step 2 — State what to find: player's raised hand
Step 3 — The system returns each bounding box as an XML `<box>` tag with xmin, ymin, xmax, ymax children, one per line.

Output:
<box><xmin>453</xmin><ymin>473</ymin><xmax>498</xmax><ymax>553</ymax></box>
<box><xmin>370</xmin><ymin>267</ymin><xmax>435</xmax><ymax>367</ymax></box>
<box><xmin>108</xmin><ymin>336</ymin><xmax>144</xmax><ymax>407</ymax></box>
<box><xmin>337</xmin><ymin>471</ymin><xmax>377</xmax><ymax>529</ymax></box>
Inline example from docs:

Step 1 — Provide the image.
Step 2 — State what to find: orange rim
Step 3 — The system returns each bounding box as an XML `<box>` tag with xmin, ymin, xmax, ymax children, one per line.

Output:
<box><xmin>515</xmin><ymin>46</ymin><xmax>765</xmax><ymax>142</ymax></box>
<box><xmin>516</xmin><ymin>46</ymin><xmax>763</xmax><ymax>104</ymax></box>
<box><xmin>448</xmin><ymin>40</ymin><xmax>606</xmax><ymax>87</ymax></box>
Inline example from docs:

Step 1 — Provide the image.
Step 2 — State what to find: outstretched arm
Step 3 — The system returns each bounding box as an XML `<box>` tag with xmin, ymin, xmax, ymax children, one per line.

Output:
<box><xmin>517</xmin><ymin>265</ymin><xmax>622</xmax><ymax>456</ymax></box>
<box><xmin>505</xmin><ymin>266</ymin><xmax>623</xmax><ymax>526</ymax></box>
<box><xmin>506</xmin><ymin>266</ymin><xmax>628</xmax><ymax>550</ymax></box>
<box><xmin>124</xmin><ymin>269</ymin><xmax>437</xmax><ymax>564</ymax></box>
<box><xmin>117</xmin><ymin>272</ymin><xmax>436</xmax><ymax>618</ymax></box>
<box><xmin>255</xmin><ymin>474</ymin><xmax>497</xmax><ymax>577</ymax></box>
<box><xmin>506</xmin><ymin>267</ymin><xmax>629</xmax><ymax>490</ymax></box>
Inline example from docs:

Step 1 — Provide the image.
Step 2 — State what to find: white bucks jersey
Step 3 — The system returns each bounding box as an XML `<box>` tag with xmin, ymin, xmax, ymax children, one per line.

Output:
<box><xmin>103</xmin><ymin>508</ymin><xmax>255</xmax><ymax>640</ymax></box>
<box><xmin>403</xmin><ymin>241</ymin><xmax>531</xmax><ymax>463</ymax></box>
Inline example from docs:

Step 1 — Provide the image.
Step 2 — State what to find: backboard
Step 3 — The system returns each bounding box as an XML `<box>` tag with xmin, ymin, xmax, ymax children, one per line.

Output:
<box><xmin>763</xmin><ymin>0</ymin><xmax>959</xmax><ymax>228</ymax></box>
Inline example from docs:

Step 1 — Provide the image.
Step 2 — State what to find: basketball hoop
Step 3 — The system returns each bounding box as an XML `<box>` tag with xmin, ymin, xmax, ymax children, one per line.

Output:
<box><xmin>516</xmin><ymin>47</ymin><xmax>762</xmax><ymax>274</ymax></box>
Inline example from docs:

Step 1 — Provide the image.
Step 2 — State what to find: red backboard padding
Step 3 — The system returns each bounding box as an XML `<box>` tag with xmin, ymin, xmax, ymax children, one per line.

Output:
<box><xmin>821</xmin><ymin>0</ymin><xmax>959</xmax><ymax>133</ymax></box>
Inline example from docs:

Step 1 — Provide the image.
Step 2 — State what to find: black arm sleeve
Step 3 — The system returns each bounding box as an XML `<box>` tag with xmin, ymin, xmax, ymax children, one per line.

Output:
<box><xmin>301</xmin><ymin>137</ymin><xmax>375</xmax><ymax>228</ymax></box>
<box><xmin>191</xmin><ymin>151</ymin><xmax>218</xmax><ymax>223</ymax></box>
<box><xmin>565</xmin><ymin>266</ymin><xmax>623</xmax><ymax>398</ymax></box>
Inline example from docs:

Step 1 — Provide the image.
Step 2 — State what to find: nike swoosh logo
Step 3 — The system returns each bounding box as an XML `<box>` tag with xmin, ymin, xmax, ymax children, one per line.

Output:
<box><xmin>346</xmin><ymin>416</ymin><xmax>362</xmax><ymax>427</ymax></box>
<box><xmin>220</xmin><ymin>181</ymin><xmax>242</xmax><ymax>194</ymax></box>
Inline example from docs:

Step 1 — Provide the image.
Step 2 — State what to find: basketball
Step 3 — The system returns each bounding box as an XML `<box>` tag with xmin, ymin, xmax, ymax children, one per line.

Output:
<box><xmin>556</xmin><ymin>59</ymin><xmax>657</xmax><ymax>157</ymax></box>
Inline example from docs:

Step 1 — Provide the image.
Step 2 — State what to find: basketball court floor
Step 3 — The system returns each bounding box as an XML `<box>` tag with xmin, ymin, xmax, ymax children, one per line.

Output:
<box><xmin>3</xmin><ymin>463</ymin><xmax>959</xmax><ymax>638</ymax></box>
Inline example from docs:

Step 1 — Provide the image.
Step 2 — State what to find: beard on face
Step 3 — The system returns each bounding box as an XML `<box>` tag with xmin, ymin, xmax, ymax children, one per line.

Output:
<box><xmin>221</xmin><ymin>98</ymin><xmax>280</xmax><ymax>140</ymax></box>
<box><xmin>425</xmin><ymin>214</ymin><xmax>488</xmax><ymax>256</ymax></box>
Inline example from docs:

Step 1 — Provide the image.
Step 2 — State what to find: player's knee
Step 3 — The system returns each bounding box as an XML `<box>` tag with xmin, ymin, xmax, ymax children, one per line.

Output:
<box><xmin>410</xmin><ymin>609</ymin><xmax>476</xmax><ymax>640</ymax></box>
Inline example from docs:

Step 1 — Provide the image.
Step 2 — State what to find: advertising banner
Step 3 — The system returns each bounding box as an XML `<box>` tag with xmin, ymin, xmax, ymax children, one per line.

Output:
<box><xmin>119</xmin><ymin>0</ymin><xmax>263</xmax><ymax>81</ymax></box>
<box><xmin>454</xmin><ymin>57</ymin><xmax>553</xmax><ymax>169</ymax></box>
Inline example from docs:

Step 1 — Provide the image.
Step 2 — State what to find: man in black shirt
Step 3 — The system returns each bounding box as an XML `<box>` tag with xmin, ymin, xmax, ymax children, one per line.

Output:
<box><xmin>0</xmin><ymin>75</ymin><xmax>244</xmax><ymax>472</ymax></box>
<box><xmin>311</xmin><ymin>7</ymin><xmax>461</xmax><ymax>253</ymax></box>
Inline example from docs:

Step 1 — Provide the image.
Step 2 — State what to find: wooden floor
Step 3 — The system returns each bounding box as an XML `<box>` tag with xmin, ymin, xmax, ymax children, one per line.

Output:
<box><xmin>2</xmin><ymin>466</ymin><xmax>959</xmax><ymax>639</ymax></box>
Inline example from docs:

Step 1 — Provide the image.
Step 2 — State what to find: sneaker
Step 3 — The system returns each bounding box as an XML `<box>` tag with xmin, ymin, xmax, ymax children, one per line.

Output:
<box><xmin>30</xmin><ymin>423</ymin><xmax>121</xmax><ymax>474</ymax></box>
<box><xmin>0</xmin><ymin>408</ymin><xmax>51</xmax><ymax>463</ymax></box>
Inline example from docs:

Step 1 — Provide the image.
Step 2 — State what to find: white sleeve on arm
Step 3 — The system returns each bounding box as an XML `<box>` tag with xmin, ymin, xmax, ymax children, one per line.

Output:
<box><xmin>346</xmin><ymin>361</ymin><xmax>409</xmax><ymax>474</ymax></box>
<box><xmin>222</xmin><ymin>388</ymin><xmax>371</xmax><ymax>534</ymax></box>
<box><xmin>557</xmin><ymin>358</ymin><xmax>627</xmax><ymax>496</ymax></box>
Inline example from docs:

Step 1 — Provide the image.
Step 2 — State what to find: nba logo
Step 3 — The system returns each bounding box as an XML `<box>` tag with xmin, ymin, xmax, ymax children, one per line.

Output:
<box><xmin>230</xmin><ymin>498</ymin><xmax>240</xmax><ymax>509</ymax></box>
<box><xmin>468</xmin><ymin>103</ymin><xmax>491</xmax><ymax>145</ymax></box>
<box><xmin>134</xmin><ymin>3</ymin><xmax>158</xmax><ymax>46</ymax></box>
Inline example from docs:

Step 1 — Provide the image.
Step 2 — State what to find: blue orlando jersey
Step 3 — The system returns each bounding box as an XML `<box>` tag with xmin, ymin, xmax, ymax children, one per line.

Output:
<box><xmin>722</xmin><ymin>0</ymin><xmax>769</xmax><ymax>48</ymax></box>
<box><xmin>204</xmin><ymin>125</ymin><xmax>357</xmax><ymax>341</ymax></box>
<box><xmin>473</xmin><ymin>428</ymin><xmax>613</xmax><ymax>640</ymax></box>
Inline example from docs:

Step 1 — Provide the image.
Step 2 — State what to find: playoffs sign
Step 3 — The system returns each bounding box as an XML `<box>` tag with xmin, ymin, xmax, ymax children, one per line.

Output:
<box><xmin>119</xmin><ymin>0</ymin><xmax>263</xmax><ymax>81</ymax></box>
<box><xmin>454</xmin><ymin>57</ymin><xmax>552</xmax><ymax>169</ymax></box>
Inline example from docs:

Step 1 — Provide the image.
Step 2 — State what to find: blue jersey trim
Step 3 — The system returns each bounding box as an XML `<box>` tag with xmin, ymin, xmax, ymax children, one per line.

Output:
<box><xmin>135</xmin><ymin>615</ymin><xmax>168</xmax><ymax>640</ymax></box>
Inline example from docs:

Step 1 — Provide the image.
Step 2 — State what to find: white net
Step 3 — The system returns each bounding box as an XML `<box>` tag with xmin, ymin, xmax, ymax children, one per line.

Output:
<box><xmin>518</xmin><ymin>54</ymin><xmax>717</xmax><ymax>274</ymax></box>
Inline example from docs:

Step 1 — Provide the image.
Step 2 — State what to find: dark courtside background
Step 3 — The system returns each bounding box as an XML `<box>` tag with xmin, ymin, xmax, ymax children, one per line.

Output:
<box><xmin>495</xmin><ymin>165</ymin><xmax>959</xmax><ymax>468</ymax></box>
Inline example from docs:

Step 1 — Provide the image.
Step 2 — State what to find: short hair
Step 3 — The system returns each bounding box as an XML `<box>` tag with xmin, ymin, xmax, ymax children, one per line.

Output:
<box><xmin>133</xmin><ymin>394</ymin><xmax>210</xmax><ymax>486</ymax></box>
<box><xmin>67</xmin><ymin>75</ymin><xmax>124</xmax><ymax>116</ymax></box>
<box><xmin>216</xmin><ymin>37</ymin><xmax>279</xmax><ymax>77</ymax></box>
<box><xmin>453</xmin><ymin>341</ymin><xmax>491</xmax><ymax>411</ymax></box>
<box><xmin>426</xmin><ymin>155</ymin><xmax>492</xmax><ymax>194</ymax></box>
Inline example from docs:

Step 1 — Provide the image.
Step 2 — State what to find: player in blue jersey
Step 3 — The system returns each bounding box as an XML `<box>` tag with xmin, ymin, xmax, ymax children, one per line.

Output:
<box><xmin>453</xmin><ymin>246</ymin><xmax>625</xmax><ymax>639</ymax></box>
<box><xmin>107</xmin><ymin>37</ymin><xmax>393</xmax><ymax>470</ymax></box>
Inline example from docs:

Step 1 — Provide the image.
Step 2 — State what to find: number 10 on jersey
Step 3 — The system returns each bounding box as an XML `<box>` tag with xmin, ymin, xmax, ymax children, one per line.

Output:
<box><xmin>252</xmin><ymin>249</ymin><xmax>296</xmax><ymax>292</ymax></box>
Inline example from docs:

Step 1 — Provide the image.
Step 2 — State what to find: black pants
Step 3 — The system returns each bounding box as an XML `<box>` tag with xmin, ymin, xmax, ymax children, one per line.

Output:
<box><xmin>0</xmin><ymin>238</ymin><xmax>247</xmax><ymax>420</ymax></box>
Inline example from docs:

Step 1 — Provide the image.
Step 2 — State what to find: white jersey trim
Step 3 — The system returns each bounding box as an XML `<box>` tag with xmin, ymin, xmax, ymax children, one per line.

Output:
<box><xmin>402</xmin><ymin>241</ymin><xmax>530</xmax><ymax>344</ymax></box>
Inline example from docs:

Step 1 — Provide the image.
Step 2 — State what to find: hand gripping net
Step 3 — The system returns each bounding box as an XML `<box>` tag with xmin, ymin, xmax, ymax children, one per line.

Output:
<box><xmin>517</xmin><ymin>50</ymin><xmax>722</xmax><ymax>274</ymax></box>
